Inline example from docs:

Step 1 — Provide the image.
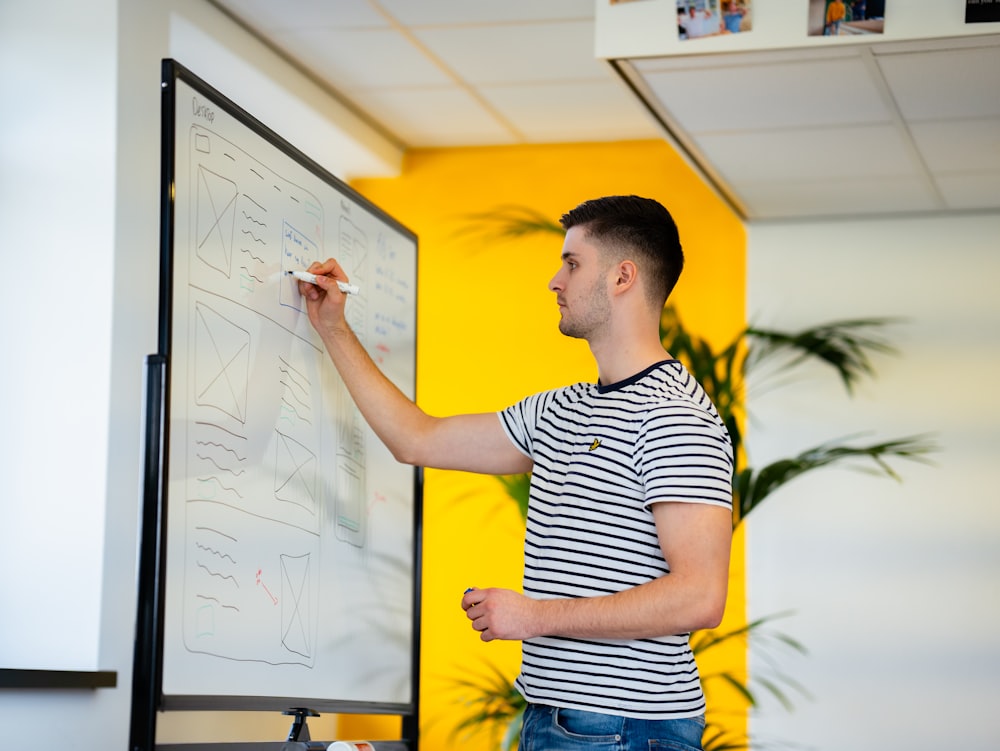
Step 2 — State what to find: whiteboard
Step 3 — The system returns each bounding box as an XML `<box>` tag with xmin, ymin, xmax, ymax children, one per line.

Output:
<box><xmin>156</xmin><ymin>60</ymin><xmax>420</xmax><ymax>713</ymax></box>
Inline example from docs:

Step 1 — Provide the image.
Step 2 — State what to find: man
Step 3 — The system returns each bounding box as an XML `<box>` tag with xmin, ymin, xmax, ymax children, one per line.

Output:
<box><xmin>825</xmin><ymin>0</ymin><xmax>846</xmax><ymax>35</ymax></box>
<box><xmin>298</xmin><ymin>195</ymin><xmax>733</xmax><ymax>751</ymax></box>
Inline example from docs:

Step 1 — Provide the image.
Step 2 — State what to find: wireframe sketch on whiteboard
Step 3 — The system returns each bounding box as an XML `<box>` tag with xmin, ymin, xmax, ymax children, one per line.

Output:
<box><xmin>161</xmin><ymin>71</ymin><xmax>419</xmax><ymax>707</ymax></box>
<box><xmin>181</xmin><ymin>124</ymin><xmax>330</xmax><ymax>667</ymax></box>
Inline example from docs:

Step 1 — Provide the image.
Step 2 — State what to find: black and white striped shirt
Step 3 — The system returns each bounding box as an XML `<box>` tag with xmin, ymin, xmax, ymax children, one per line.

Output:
<box><xmin>499</xmin><ymin>359</ymin><xmax>733</xmax><ymax>719</ymax></box>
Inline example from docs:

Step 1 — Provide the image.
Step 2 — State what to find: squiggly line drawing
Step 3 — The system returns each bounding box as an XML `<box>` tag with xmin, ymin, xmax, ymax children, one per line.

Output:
<box><xmin>195</xmin><ymin>594</ymin><xmax>240</xmax><ymax>613</ymax></box>
<box><xmin>195</xmin><ymin>542</ymin><xmax>237</xmax><ymax>564</ymax></box>
<box><xmin>240</xmin><ymin>266</ymin><xmax>264</xmax><ymax>283</ymax></box>
<box><xmin>195</xmin><ymin>454</ymin><xmax>246</xmax><ymax>476</ymax></box>
<box><xmin>241</xmin><ymin>228</ymin><xmax>265</xmax><ymax>245</ymax></box>
<box><xmin>279</xmin><ymin>381</ymin><xmax>309</xmax><ymax>410</ymax></box>
<box><xmin>196</xmin><ymin>441</ymin><xmax>246</xmax><ymax>463</ymax></box>
<box><xmin>279</xmin><ymin>398</ymin><xmax>311</xmax><ymax>425</ymax></box>
<box><xmin>242</xmin><ymin>209</ymin><xmax>266</xmax><ymax>227</ymax></box>
<box><xmin>196</xmin><ymin>560</ymin><xmax>239</xmax><ymax>587</ymax></box>
<box><xmin>196</xmin><ymin>476</ymin><xmax>244</xmax><ymax>499</ymax></box>
<box><xmin>241</xmin><ymin>247</ymin><xmax>265</xmax><ymax>264</ymax></box>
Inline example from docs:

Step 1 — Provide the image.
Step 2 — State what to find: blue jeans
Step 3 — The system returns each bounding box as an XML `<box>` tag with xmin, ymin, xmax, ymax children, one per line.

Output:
<box><xmin>518</xmin><ymin>703</ymin><xmax>705</xmax><ymax>751</ymax></box>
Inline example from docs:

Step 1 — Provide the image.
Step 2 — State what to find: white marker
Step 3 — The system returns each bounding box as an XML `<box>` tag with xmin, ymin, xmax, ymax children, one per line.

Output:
<box><xmin>287</xmin><ymin>270</ymin><xmax>359</xmax><ymax>295</ymax></box>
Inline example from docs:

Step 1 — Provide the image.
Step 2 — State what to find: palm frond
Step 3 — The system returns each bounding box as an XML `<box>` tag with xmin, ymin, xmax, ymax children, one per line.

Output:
<box><xmin>451</xmin><ymin>205</ymin><xmax>565</xmax><ymax>243</ymax></box>
<box><xmin>745</xmin><ymin>318</ymin><xmax>901</xmax><ymax>395</ymax></box>
<box><xmin>735</xmin><ymin>433</ymin><xmax>937</xmax><ymax>523</ymax></box>
<box><xmin>690</xmin><ymin>611</ymin><xmax>802</xmax><ymax>656</ymax></box>
<box><xmin>448</xmin><ymin>661</ymin><xmax>526</xmax><ymax>746</ymax></box>
<box><xmin>702</xmin><ymin>722</ymin><xmax>751</xmax><ymax>751</ymax></box>
<box><xmin>500</xmin><ymin>704</ymin><xmax>526</xmax><ymax>751</ymax></box>
<box><xmin>694</xmin><ymin>611</ymin><xmax>810</xmax><ymax>714</ymax></box>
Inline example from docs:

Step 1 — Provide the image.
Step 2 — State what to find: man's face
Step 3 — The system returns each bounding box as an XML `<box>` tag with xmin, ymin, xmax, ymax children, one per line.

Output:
<box><xmin>548</xmin><ymin>226</ymin><xmax>612</xmax><ymax>341</ymax></box>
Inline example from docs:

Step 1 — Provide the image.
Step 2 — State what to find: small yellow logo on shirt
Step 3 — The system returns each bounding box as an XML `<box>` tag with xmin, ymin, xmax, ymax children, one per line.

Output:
<box><xmin>589</xmin><ymin>438</ymin><xmax>602</xmax><ymax>451</ymax></box>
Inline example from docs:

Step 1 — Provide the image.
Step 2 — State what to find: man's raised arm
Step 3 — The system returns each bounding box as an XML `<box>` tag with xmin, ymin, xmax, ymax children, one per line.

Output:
<box><xmin>298</xmin><ymin>258</ymin><xmax>530</xmax><ymax>476</ymax></box>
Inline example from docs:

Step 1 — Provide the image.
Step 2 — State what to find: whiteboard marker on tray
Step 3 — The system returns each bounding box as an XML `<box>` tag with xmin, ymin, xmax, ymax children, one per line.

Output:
<box><xmin>287</xmin><ymin>270</ymin><xmax>359</xmax><ymax>295</ymax></box>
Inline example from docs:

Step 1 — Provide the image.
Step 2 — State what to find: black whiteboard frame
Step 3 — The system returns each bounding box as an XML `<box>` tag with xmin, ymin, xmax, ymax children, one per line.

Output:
<box><xmin>129</xmin><ymin>59</ymin><xmax>422</xmax><ymax>751</ymax></box>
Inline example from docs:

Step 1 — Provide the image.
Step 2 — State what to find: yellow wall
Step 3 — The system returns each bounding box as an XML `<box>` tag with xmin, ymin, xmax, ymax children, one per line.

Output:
<box><xmin>341</xmin><ymin>140</ymin><xmax>746</xmax><ymax>750</ymax></box>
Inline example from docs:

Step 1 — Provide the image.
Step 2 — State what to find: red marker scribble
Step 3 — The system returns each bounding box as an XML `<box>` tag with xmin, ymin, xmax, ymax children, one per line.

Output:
<box><xmin>256</xmin><ymin>568</ymin><xmax>278</xmax><ymax>605</ymax></box>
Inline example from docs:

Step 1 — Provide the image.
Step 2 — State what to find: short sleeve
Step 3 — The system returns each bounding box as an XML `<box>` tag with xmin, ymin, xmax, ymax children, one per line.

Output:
<box><xmin>498</xmin><ymin>390</ymin><xmax>556</xmax><ymax>459</ymax></box>
<box><xmin>637</xmin><ymin>403</ymin><xmax>734</xmax><ymax>510</ymax></box>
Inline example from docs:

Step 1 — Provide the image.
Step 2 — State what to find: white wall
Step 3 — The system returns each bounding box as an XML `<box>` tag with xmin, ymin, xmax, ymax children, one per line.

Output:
<box><xmin>0</xmin><ymin>0</ymin><xmax>118</xmax><ymax>672</ymax></box>
<box><xmin>0</xmin><ymin>1</ymin><xmax>399</xmax><ymax>749</ymax></box>
<box><xmin>745</xmin><ymin>212</ymin><xmax>1000</xmax><ymax>751</ymax></box>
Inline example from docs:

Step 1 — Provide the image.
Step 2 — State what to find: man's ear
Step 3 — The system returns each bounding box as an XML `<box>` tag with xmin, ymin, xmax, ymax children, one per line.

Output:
<box><xmin>613</xmin><ymin>260</ymin><xmax>638</xmax><ymax>294</ymax></box>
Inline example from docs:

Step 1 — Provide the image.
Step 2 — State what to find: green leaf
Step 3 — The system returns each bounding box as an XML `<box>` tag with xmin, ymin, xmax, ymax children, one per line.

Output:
<box><xmin>746</xmin><ymin>317</ymin><xmax>900</xmax><ymax>395</ymax></box>
<box><xmin>694</xmin><ymin>611</ymin><xmax>811</xmax><ymax>717</ymax></box>
<box><xmin>495</xmin><ymin>473</ymin><xmax>531</xmax><ymax>522</ymax></box>
<box><xmin>737</xmin><ymin>433</ymin><xmax>937</xmax><ymax>522</ymax></box>
<box><xmin>702</xmin><ymin>723</ymin><xmax>751</xmax><ymax>751</ymax></box>
<box><xmin>447</xmin><ymin>660</ymin><xmax>526</xmax><ymax>746</ymax></box>
<box><xmin>451</xmin><ymin>205</ymin><xmax>565</xmax><ymax>243</ymax></box>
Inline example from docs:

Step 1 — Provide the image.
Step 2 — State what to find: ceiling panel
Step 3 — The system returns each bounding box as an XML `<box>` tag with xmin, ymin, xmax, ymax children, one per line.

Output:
<box><xmin>935</xmin><ymin>173</ymin><xmax>1000</xmax><ymax>210</ymax></box>
<box><xmin>736</xmin><ymin>174</ymin><xmax>941</xmax><ymax>218</ymax></box>
<box><xmin>215</xmin><ymin>0</ymin><xmax>389</xmax><ymax>31</ymax></box>
<box><xmin>876</xmin><ymin>43</ymin><xmax>1000</xmax><ymax>120</ymax></box>
<box><xmin>910</xmin><ymin>119</ymin><xmax>1000</xmax><ymax>172</ymax></box>
<box><xmin>696</xmin><ymin>125</ymin><xmax>920</xmax><ymax>183</ymax></box>
<box><xmin>276</xmin><ymin>27</ymin><xmax>452</xmax><ymax>89</ymax></box>
<box><xmin>480</xmin><ymin>79</ymin><xmax>660</xmax><ymax>142</ymax></box>
<box><xmin>377</xmin><ymin>0</ymin><xmax>594</xmax><ymax>26</ymax></box>
<box><xmin>209</xmin><ymin>0</ymin><xmax>1000</xmax><ymax>221</ymax></box>
<box><xmin>638</xmin><ymin>57</ymin><xmax>893</xmax><ymax>132</ymax></box>
<box><xmin>347</xmin><ymin>86</ymin><xmax>518</xmax><ymax>146</ymax></box>
<box><xmin>410</xmin><ymin>21</ymin><xmax>606</xmax><ymax>85</ymax></box>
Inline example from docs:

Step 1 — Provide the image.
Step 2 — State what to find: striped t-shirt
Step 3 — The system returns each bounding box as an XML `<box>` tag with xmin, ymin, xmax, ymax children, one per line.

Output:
<box><xmin>498</xmin><ymin>359</ymin><xmax>734</xmax><ymax>719</ymax></box>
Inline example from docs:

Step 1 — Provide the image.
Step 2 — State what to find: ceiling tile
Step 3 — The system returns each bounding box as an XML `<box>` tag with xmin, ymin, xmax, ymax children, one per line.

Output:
<box><xmin>877</xmin><ymin>43</ymin><xmax>1000</xmax><ymax>121</ymax></box>
<box><xmin>272</xmin><ymin>27</ymin><xmax>451</xmax><ymax>88</ymax></box>
<box><xmin>910</xmin><ymin>119</ymin><xmax>1000</xmax><ymax>172</ymax></box>
<box><xmin>213</xmin><ymin>0</ymin><xmax>388</xmax><ymax>31</ymax></box>
<box><xmin>377</xmin><ymin>0</ymin><xmax>594</xmax><ymax>26</ymax></box>
<box><xmin>738</xmin><ymin>176</ymin><xmax>941</xmax><ymax>219</ymax></box>
<box><xmin>935</xmin><ymin>173</ymin><xmax>1000</xmax><ymax>210</ymax></box>
<box><xmin>694</xmin><ymin>125</ymin><xmax>919</xmax><ymax>184</ymax></box>
<box><xmin>411</xmin><ymin>20</ymin><xmax>607</xmax><ymax>85</ymax></box>
<box><xmin>347</xmin><ymin>87</ymin><xmax>517</xmax><ymax>147</ymax></box>
<box><xmin>480</xmin><ymin>80</ymin><xmax>662</xmax><ymax>142</ymax></box>
<box><xmin>639</xmin><ymin>56</ymin><xmax>892</xmax><ymax>133</ymax></box>
<box><xmin>632</xmin><ymin>46</ymin><xmax>862</xmax><ymax>74</ymax></box>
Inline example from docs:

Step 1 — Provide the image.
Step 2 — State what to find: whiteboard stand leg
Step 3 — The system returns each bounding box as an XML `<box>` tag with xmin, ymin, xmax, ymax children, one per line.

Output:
<box><xmin>284</xmin><ymin>707</ymin><xmax>320</xmax><ymax>742</ymax></box>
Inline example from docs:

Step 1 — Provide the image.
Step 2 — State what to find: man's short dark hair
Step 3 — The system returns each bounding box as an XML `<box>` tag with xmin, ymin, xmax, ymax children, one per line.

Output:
<box><xmin>560</xmin><ymin>195</ymin><xmax>684</xmax><ymax>307</ymax></box>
